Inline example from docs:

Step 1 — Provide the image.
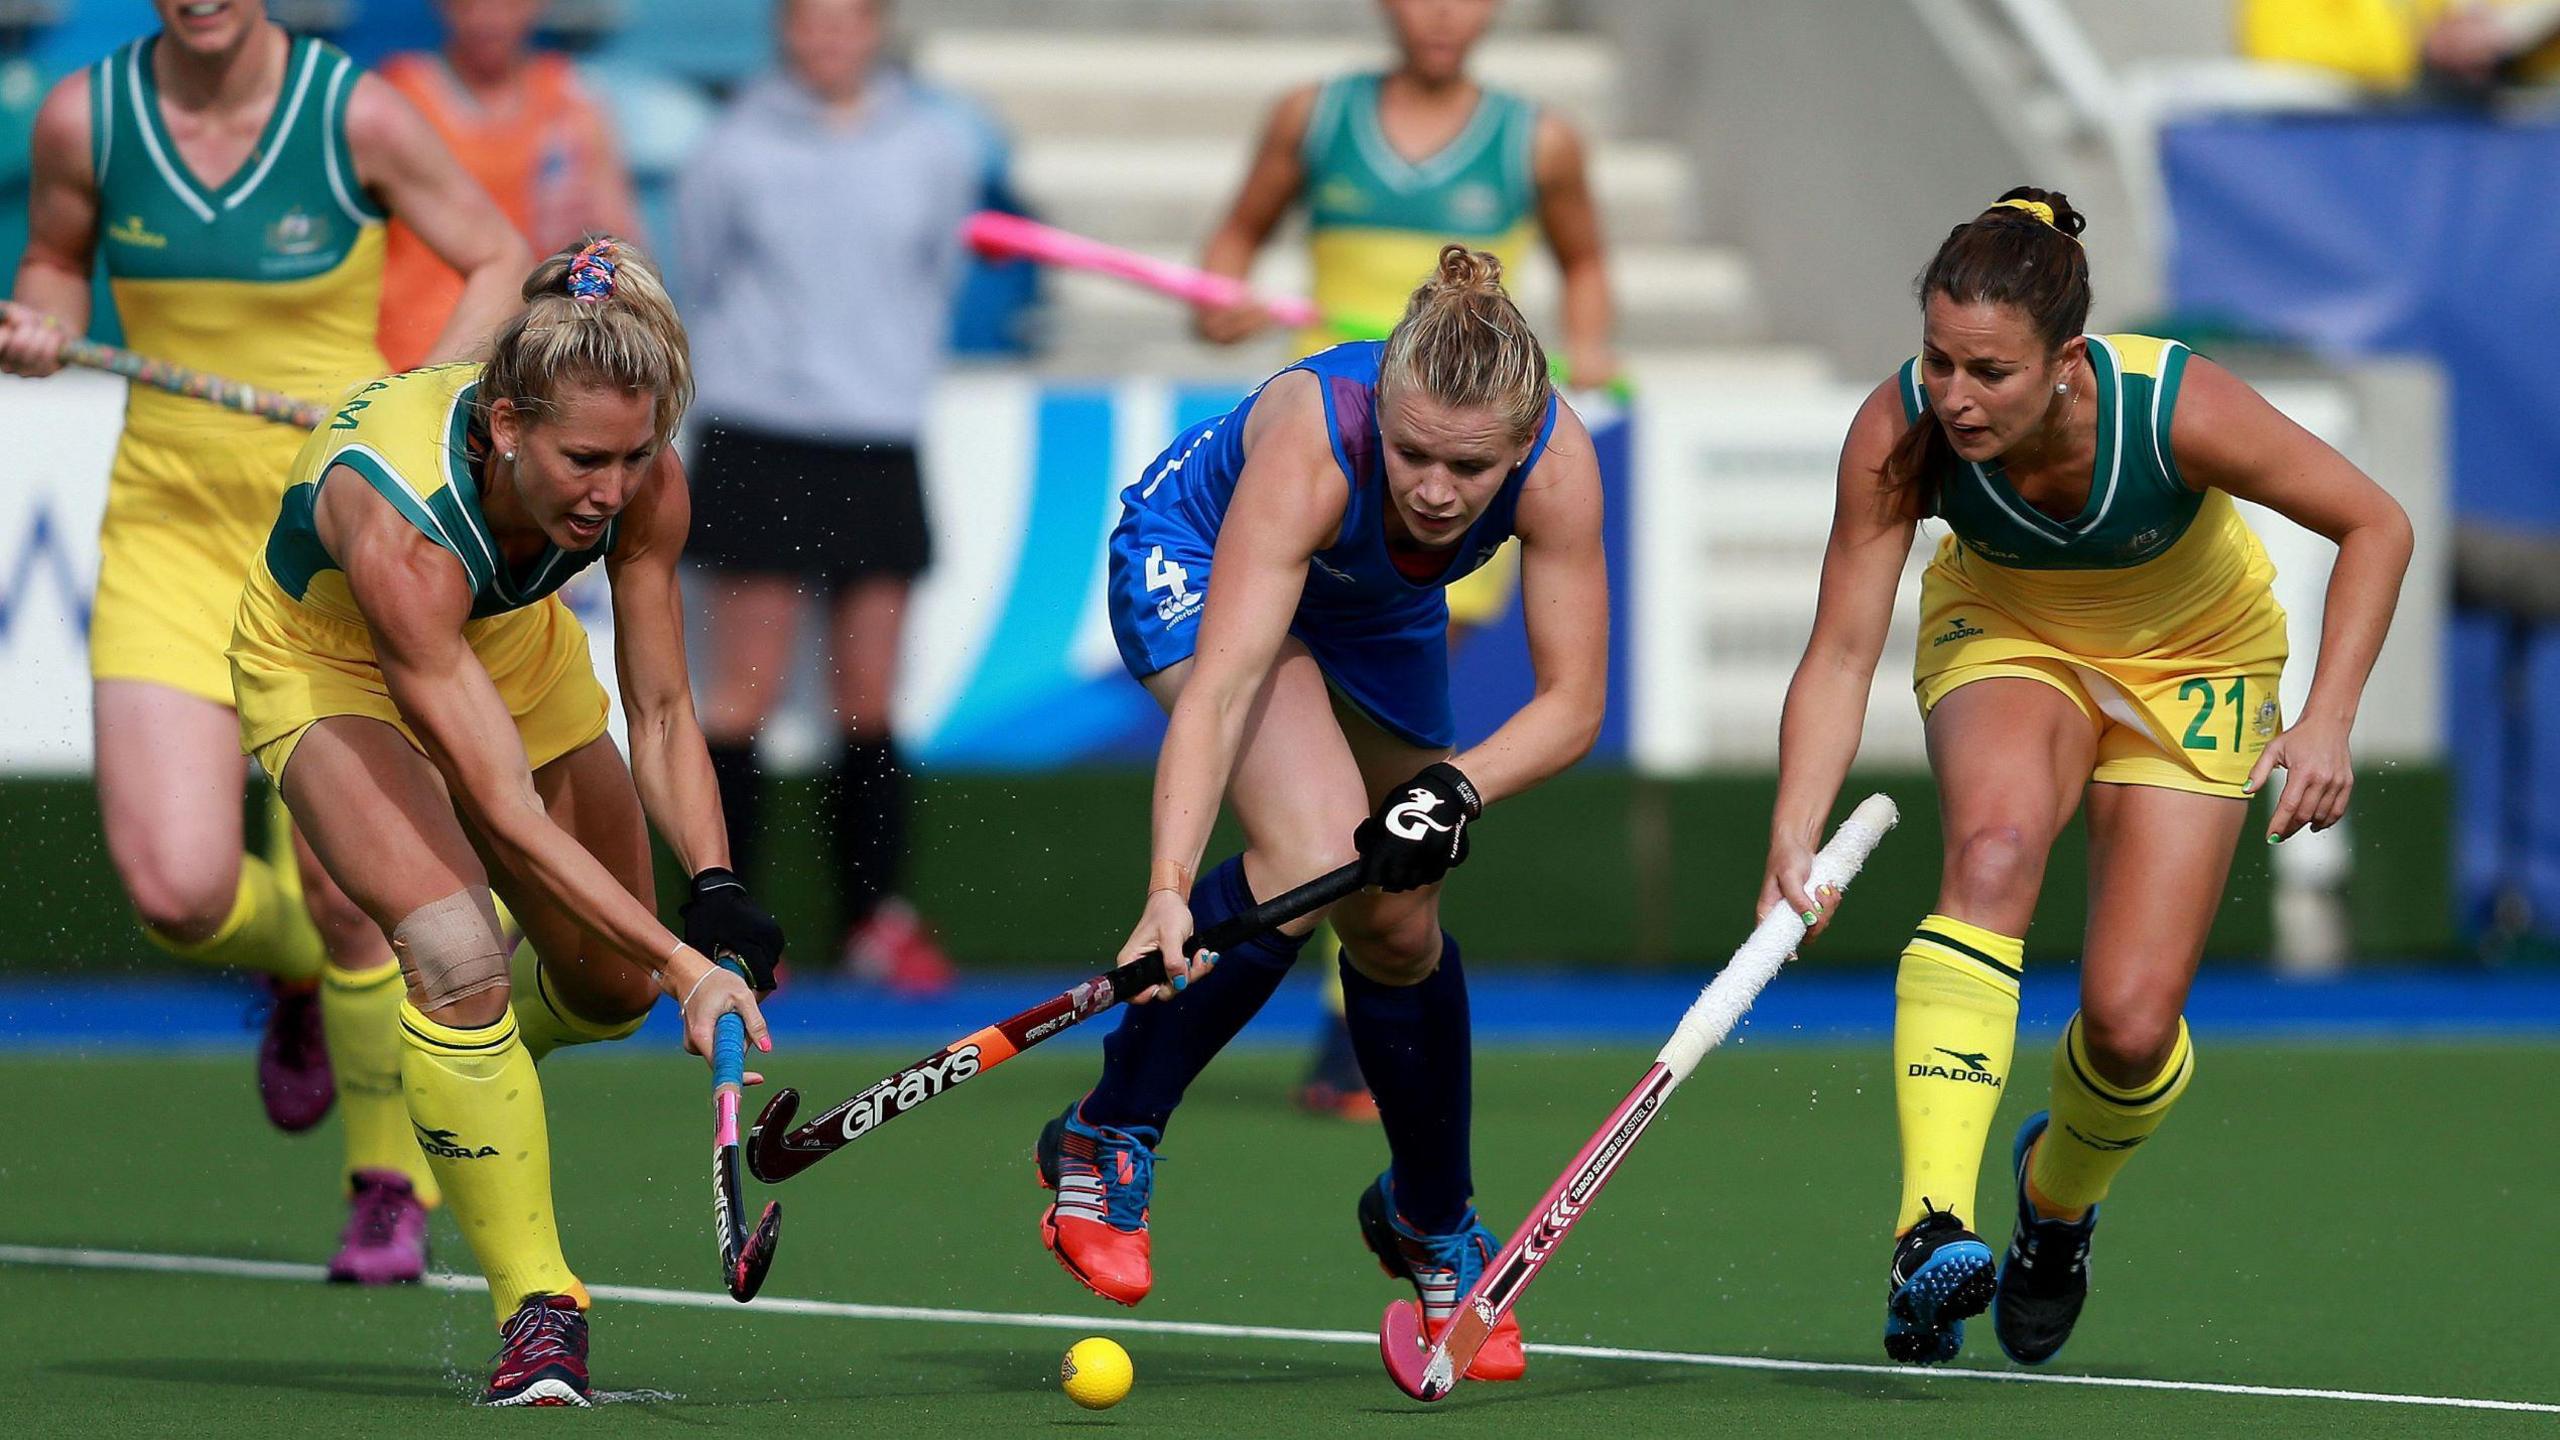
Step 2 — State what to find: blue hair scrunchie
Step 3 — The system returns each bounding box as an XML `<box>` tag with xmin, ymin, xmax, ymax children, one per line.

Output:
<box><xmin>567</xmin><ymin>239</ymin><xmax>620</xmax><ymax>302</ymax></box>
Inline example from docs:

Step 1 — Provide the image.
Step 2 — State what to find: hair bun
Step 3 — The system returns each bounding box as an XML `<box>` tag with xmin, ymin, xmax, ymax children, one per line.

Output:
<box><xmin>1991</xmin><ymin>186</ymin><xmax>2086</xmax><ymax>239</ymax></box>
<box><xmin>1433</xmin><ymin>243</ymin><xmax>1504</xmax><ymax>294</ymax></box>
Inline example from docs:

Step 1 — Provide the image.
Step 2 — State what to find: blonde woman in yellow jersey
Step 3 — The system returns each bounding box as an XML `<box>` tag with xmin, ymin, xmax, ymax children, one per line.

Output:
<box><xmin>0</xmin><ymin>0</ymin><xmax>526</xmax><ymax>1277</ymax></box>
<box><xmin>231</xmin><ymin>240</ymin><xmax>781</xmax><ymax>1407</ymax></box>
<box><xmin>1760</xmin><ymin>189</ymin><xmax>2412</xmax><ymax>1370</ymax></box>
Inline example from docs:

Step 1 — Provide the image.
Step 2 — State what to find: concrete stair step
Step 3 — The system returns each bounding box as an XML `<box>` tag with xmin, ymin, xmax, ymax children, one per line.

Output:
<box><xmin>1010</xmin><ymin>136</ymin><xmax>1696</xmax><ymax>248</ymax></box>
<box><xmin>914</xmin><ymin>32</ymin><xmax>1622</xmax><ymax>140</ymax></box>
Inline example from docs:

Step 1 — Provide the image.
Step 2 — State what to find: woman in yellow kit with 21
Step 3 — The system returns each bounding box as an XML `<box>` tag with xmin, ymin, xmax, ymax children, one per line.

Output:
<box><xmin>1761</xmin><ymin>189</ymin><xmax>2412</xmax><ymax>1369</ymax></box>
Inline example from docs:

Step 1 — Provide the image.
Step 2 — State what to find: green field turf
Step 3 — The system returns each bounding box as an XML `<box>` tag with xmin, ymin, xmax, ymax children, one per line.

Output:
<box><xmin>3</xmin><ymin>1042</ymin><xmax>2554</xmax><ymax>1436</ymax></box>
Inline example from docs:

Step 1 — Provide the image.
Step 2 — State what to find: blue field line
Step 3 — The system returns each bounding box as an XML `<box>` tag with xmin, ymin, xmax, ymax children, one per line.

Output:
<box><xmin>1</xmin><ymin>967</ymin><xmax>2555</xmax><ymax>1053</ymax></box>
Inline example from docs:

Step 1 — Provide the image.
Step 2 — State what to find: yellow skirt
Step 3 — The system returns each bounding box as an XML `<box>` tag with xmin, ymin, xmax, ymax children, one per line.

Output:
<box><xmin>230</xmin><ymin>579</ymin><xmax>610</xmax><ymax>785</ymax></box>
<box><xmin>91</xmin><ymin>427</ymin><xmax>305</xmax><ymax>706</ymax></box>
<box><xmin>1912</xmin><ymin>555</ymin><xmax>2290</xmax><ymax>798</ymax></box>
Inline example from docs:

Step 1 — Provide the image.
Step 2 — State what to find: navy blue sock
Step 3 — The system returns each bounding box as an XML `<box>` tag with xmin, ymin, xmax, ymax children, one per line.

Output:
<box><xmin>1342</xmin><ymin>932</ymin><xmax>1474</xmax><ymax>1234</ymax></box>
<box><xmin>1084</xmin><ymin>856</ymin><xmax>1312</xmax><ymax>1135</ymax></box>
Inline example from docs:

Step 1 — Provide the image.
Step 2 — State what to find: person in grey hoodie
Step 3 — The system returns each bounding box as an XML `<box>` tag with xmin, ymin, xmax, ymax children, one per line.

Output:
<box><xmin>676</xmin><ymin>0</ymin><xmax>983</xmax><ymax>991</ymax></box>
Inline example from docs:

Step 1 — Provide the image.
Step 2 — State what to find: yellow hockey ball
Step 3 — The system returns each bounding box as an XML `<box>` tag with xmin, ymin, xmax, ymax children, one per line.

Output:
<box><xmin>1061</xmin><ymin>1336</ymin><xmax>1133</xmax><ymax>1410</ymax></box>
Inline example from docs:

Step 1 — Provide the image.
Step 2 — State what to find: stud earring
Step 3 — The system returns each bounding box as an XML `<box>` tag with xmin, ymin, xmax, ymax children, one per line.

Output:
<box><xmin>2054</xmin><ymin>383</ymin><xmax>2069</xmax><ymax>395</ymax></box>
<box><xmin>503</xmin><ymin>449</ymin><xmax>516</xmax><ymax>462</ymax></box>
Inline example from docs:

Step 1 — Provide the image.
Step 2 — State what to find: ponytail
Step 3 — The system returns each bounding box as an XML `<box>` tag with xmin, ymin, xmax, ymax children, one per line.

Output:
<box><xmin>1378</xmin><ymin>245</ymin><xmax>1552</xmax><ymax>446</ymax></box>
<box><xmin>480</xmin><ymin>236</ymin><xmax>694</xmax><ymax>444</ymax></box>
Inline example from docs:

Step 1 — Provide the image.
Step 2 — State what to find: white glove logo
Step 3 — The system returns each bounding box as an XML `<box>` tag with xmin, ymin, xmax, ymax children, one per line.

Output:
<box><xmin>1385</xmin><ymin>787</ymin><xmax>1454</xmax><ymax>841</ymax></box>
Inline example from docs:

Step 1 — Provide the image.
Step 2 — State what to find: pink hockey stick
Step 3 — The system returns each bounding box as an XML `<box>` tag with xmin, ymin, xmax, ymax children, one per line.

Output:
<box><xmin>963</xmin><ymin>211</ymin><xmax>1323</xmax><ymax>329</ymax></box>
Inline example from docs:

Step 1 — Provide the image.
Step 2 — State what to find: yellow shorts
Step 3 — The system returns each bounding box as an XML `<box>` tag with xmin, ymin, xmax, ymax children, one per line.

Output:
<box><xmin>1912</xmin><ymin>560</ymin><xmax>2288</xmax><ymax>798</ymax></box>
<box><xmin>91</xmin><ymin>427</ymin><xmax>303</xmax><ymax>706</ymax></box>
<box><xmin>1445</xmin><ymin>546</ymin><xmax>1519</xmax><ymax>629</ymax></box>
<box><xmin>230</xmin><ymin>588</ymin><xmax>611</xmax><ymax>785</ymax></box>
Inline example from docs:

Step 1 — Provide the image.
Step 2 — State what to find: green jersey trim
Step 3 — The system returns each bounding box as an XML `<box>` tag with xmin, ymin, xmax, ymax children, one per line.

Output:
<box><xmin>318</xmin><ymin>49</ymin><xmax>382</xmax><ymax>225</ymax></box>
<box><xmin>2148</xmin><ymin>341</ymin><xmax>2191</xmax><ymax>495</ymax></box>
<box><xmin>128</xmin><ymin>36</ymin><xmax>318</xmax><ymax>224</ymax></box>
<box><xmin>89</xmin><ymin>53</ymin><xmax>114</xmax><ymax>187</ymax></box>
<box><xmin>333</xmin><ymin>443</ymin><xmax>490</xmax><ymax>591</ymax></box>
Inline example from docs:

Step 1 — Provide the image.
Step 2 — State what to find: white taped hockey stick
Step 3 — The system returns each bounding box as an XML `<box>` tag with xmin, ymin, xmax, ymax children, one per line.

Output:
<box><xmin>1379</xmin><ymin>794</ymin><xmax>1902</xmax><ymax>1400</ymax></box>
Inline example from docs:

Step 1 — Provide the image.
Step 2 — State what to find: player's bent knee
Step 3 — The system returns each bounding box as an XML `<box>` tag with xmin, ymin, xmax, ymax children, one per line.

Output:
<box><xmin>394</xmin><ymin>887</ymin><xmax>511</xmax><ymax>1021</ymax></box>
<box><xmin>2077</xmin><ymin>1003</ymin><xmax>2183</xmax><ymax>1087</ymax></box>
<box><xmin>125</xmin><ymin>861</ymin><xmax>242</xmax><ymax>943</ymax></box>
<box><xmin>543</xmin><ymin>953</ymin><xmax>659</xmax><ymax>1026</ymax></box>
<box><xmin>1944</xmin><ymin>825</ymin><xmax>2039</xmax><ymax>911</ymax></box>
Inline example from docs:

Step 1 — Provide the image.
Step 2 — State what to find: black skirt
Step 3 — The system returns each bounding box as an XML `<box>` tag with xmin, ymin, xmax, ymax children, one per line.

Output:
<box><xmin>686</xmin><ymin>421</ymin><xmax>933</xmax><ymax>586</ymax></box>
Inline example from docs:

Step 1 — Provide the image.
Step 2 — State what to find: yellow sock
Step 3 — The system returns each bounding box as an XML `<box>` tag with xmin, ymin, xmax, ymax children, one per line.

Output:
<box><xmin>399</xmin><ymin>1003</ymin><xmax>587</xmax><ymax>1325</ymax></box>
<box><xmin>321</xmin><ymin>960</ymin><xmax>439</xmax><ymax>1206</ymax></box>
<box><xmin>261</xmin><ymin>782</ymin><xmax>305</xmax><ymax>910</ymax></box>
<box><xmin>2028</xmin><ymin>1013</ymin><xmax>2195</xmax><ymax>1214</ymax></box>
<box><xmin>1892</xmin><ymin>914</ymin><xmax>2023</xmax><ymax>1233</ymax></box>
<box><xmin>508</xmin><ymin>941</ymin><xmax>648</xmax><ymax>1064</ymax></box>
<box><xmin>146</xmin><ymin>857</ymin><xmax>325</xmax><ymax>984</ymax></box>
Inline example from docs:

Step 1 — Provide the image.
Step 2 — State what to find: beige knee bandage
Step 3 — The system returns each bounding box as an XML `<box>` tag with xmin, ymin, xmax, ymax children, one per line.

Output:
<box><xmin>393</xmin><ymin>888</ymin><xmax>510</xmax><ymax>1010</ymax></box>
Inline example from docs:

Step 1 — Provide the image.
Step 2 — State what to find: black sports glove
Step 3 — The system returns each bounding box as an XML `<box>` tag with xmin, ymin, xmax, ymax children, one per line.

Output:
<box><xmin>680</xmin><ymin>867</ymin><xmax>785</xmax><ymax>994</ymax></box>
<box><xmin>1354</xmin><ymin>762</ymin><xmax>1482</xmax><ymax>893</ymax></box>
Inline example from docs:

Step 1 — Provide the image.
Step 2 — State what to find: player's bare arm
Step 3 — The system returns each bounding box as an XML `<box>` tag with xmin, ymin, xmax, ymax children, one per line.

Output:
<box><xmin>2172</xmin><ymin>356</ymin><xmax>2414</xmax><ymax>838</ymax></box>
<box><xmin>1447</xmin><ymin>401</ymin><xmax>1608</xmax><ymax>804</ymax></box>
<box><xmin>1763</xmin><ymin>377</ymin><xmax>1920</xmax><ymax>933</ymax></box>
<box><xmin>1195</xmin><ymin>84</ymin><xmax>1318</xmax><ymax>344</ymax></box>
<box><xmin>0</xmin><ymin>73</ymin><xmax>98</xmax><ymax>375</ymax></box>
<box><xmin>1531</xmin><ymin>111</ymin><xmax>1616</xmax><ymax>389</ymax></box>
<box><xmin>604</xmin><ymin>448</ymin><xmax>732</xmax><ymax>877</ymax></box>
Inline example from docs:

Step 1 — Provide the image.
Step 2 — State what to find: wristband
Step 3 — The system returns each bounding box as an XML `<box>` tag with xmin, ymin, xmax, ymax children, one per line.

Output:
<box><xmin>1148</xmin><ymin>858</ymin><xmax>1194</xmax><ymax>901</ymax></box>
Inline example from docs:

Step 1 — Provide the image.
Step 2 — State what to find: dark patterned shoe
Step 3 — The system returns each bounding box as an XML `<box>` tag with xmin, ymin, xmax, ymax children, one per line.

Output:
<box><xmin>327</xmin><ymin>1170</ymin><xmax>427</xmax><ymax>1286</ymax></box>
<box><xmin>253</xmin><ymin>977</ymin><xmax>333</xmax><ymax>1133</ymax></box>
<box><xmin>1995</xmin><ymin>1111</ymin><xmax>2098</xmax><ymax>1366</ymax></box>
<box><xmin>1884</xmin><ymin>1204</ymin><xmax>1995</xmax><ymax>1365</ymax></box>
<box><xmin>481</xmin><ymin>1295</ymin><xmax>591</xmax><ymax>1407</ymax></box>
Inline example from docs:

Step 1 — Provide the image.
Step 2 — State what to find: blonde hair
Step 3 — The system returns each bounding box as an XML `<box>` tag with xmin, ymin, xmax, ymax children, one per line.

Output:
<box><xmin>480</xmin><ymin>236</ymin><xmax>694</xmax><ymax>444</ymax></box>
<box><xmin>1378</xmin><ymin>245</ymin><xmax>1552</xmax><ymax>445</ymax></box>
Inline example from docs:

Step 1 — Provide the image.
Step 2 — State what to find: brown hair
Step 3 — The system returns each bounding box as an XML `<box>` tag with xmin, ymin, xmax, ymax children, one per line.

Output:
<box><xmin>1881</xmin><ymin>187</ymin><xmax>2091</xmax><ymax>511</ymax></box>
<box><xmin>479</xmin><ymin>236</ymin><xmax>693</xmax><ymax>444</ymax></box>
<box><xmin>1378</xmin><ymin>245</ymin><xmax>1553</xmax><ymax>446</ymax></box>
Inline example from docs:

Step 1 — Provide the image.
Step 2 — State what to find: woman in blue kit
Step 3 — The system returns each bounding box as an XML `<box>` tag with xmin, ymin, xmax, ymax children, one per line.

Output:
<box><xmin>1032</xmin><ymin>246</ymin><xmax>1609</xmax><ymax>1383</ymax></box>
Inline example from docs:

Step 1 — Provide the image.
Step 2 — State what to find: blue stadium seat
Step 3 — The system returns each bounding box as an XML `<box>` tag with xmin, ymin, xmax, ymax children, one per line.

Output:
<box><xmin>589</xmin><ymin>0</ymin><xmax>771</xmax><ymax>85</ymax></box>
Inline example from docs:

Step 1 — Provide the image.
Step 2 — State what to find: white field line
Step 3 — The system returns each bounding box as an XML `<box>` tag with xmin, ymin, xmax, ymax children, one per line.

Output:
<box><xmin>4</xmin><ymin>1243</ymin><xmax>2556</xmax><ymax>1417</ymax></box>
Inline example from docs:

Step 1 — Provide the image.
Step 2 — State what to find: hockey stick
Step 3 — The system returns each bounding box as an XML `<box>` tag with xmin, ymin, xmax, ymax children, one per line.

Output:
<box><xmin>1380</xmin><ymin>794</ymin><xmax>1902</xmax><ymax>1400</ymax></box>
<box><xmin>710</xmin><ymin>951</ymin><xmax>782</xmax><ymax>1302</ymax></box>
<box><xmin>2</xmin><ymin>302</ymin><xmax>328</xmax><ymax>429</ymax></box>
<box><xmin>748</xmin><ymin>859</ymin><xmax>1366</xmax><ymax>1184</ymax></box>
<box><xmin>962</xmin><ymin>211</ymin><xmax>1328</xmax><ymax>330</ymax></box>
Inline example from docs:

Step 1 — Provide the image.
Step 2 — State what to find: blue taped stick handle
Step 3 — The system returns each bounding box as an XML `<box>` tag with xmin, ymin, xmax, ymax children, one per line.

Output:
<box><xmin>711</xmin><ymin>952</ymin><xmax>751</xmax><ymax>1090</ymax></box>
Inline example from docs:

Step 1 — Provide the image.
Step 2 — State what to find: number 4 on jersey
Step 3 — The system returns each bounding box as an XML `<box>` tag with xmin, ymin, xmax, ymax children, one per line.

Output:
<box><xmin>1146</xmin><ymin>545</ymin><xmax>1202</xmax><ymax>625</ymax></box>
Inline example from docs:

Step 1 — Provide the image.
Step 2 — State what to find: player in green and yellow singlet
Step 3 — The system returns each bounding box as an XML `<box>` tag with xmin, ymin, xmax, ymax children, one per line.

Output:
<box><xmin>1191</xmin><ymin>0</ymin><xmax>1616</xmax><ymax>1115</ymax></box>
<box><xmin>231</xmin><ymin>239</ymin><xmax>781</xmax><ymax>1406</ymax></box>
<box><xmin>0</xmin><ymin>0</ymin><xmax>528</xmax><ymax>1280</ymax></box>
<box><xmin>1761</xmin><ymin>189</ymin><xmax>2413</xmax><ymax>1368</ymax></box>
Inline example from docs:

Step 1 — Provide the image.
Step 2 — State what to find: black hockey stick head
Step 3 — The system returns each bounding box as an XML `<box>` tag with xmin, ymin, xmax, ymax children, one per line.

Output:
<box><xmin>747</xmin><ymin>1086</ymin><xmax>809</xmax><ymax>1184</ymax></box>
<box><xmin>724</xmin><ymin>1193</ymin><xmax>783</xmax><ymax>1302</ymax></box>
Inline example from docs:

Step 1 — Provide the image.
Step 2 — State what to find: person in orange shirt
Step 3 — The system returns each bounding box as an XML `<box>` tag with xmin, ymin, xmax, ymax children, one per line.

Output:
<box><xmin>376</xmin><ymin>0</ymin><xmax>643</xmax><ymax>371</ymax></box>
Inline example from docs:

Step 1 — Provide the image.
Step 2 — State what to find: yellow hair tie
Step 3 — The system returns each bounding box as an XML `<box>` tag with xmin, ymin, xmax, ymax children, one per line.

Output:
<box><xmin>1995</xmin><ymin>197</ymin><xmax>2073</xmax><ymax>238</ymax></box>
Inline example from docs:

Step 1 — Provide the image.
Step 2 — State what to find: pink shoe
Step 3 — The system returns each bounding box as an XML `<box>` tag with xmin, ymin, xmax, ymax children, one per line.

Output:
<box><xmin>256</xmin><ymin>977</ymin><xmax>334</xmax><ymax>1133</ymax></box>
<box><xmin>328</xmin><ymin>1169</ymin><xmax>428</xmax><ymax>1285</ymax></box>
<box><xmin>843</xmin><ymin>897</ymin><xmax>955</xmax><ymax>996</ymax></box>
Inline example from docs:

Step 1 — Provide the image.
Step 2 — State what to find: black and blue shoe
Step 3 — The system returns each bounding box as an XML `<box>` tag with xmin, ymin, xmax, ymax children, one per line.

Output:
<box><xmin>1994</xmin><ymin>1110</ymin><xmax>2097</xmax><ymax>1365</ymax></box>
<box><xmin>1884</xmin><ymin>1203</ymin><xmax>1996</xmax><ymax>1365</ymax></box>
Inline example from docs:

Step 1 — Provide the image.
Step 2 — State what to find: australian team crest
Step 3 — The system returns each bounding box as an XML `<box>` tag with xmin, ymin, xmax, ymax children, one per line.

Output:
<box><xmin>267</xmin><ymin>207</ymin><xmax>329</xmax><ymax>258</ymax></box>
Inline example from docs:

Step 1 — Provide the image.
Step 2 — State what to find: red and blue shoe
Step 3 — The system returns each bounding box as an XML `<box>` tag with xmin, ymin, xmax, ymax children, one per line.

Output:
<box><xmin>327</xmin><ymin>1169</ymin><xmax>427</xmax><ymax>1286</ymax></box>
<box><xmin>1035</xmin><ymin>1101</ymin><xmax>1160</xmax><ymax>1306</ymax></box>
<box><xmin>1358</xmin><ymin>1171</ymin><xmax>1526</xmax><ymax>1382</ymax></box>
<box><xmin>1884</xmin><ymin>1203</ymin><xmax>1996</xmax><ymax>1365</ymax></box>
<box><xmin>252</xmin><ymin>977</ymin><xmax>333</xmax><ymax>1133</ymax></box>
<box><xmin>481</xmin><ymin>1295</ymin><xmax>591</xmax><ymax>1407</ymax></box>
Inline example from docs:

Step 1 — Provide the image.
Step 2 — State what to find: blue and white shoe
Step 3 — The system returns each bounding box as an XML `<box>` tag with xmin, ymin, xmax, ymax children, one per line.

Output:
<box><xmin>1884</xmin><ymin>1203</ymin><xmax>1996</xmax><ymax>1365</ymax></box>
<box><xmin>1994</xmin><ymin>1110</ymin><xmax>2097</xmax><ymax>1365</ymax></box>
<box><xmin>1358</xmin><ymin>1171</ymin><xmax>1526</xmax><ymax>1381</ymax></box>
